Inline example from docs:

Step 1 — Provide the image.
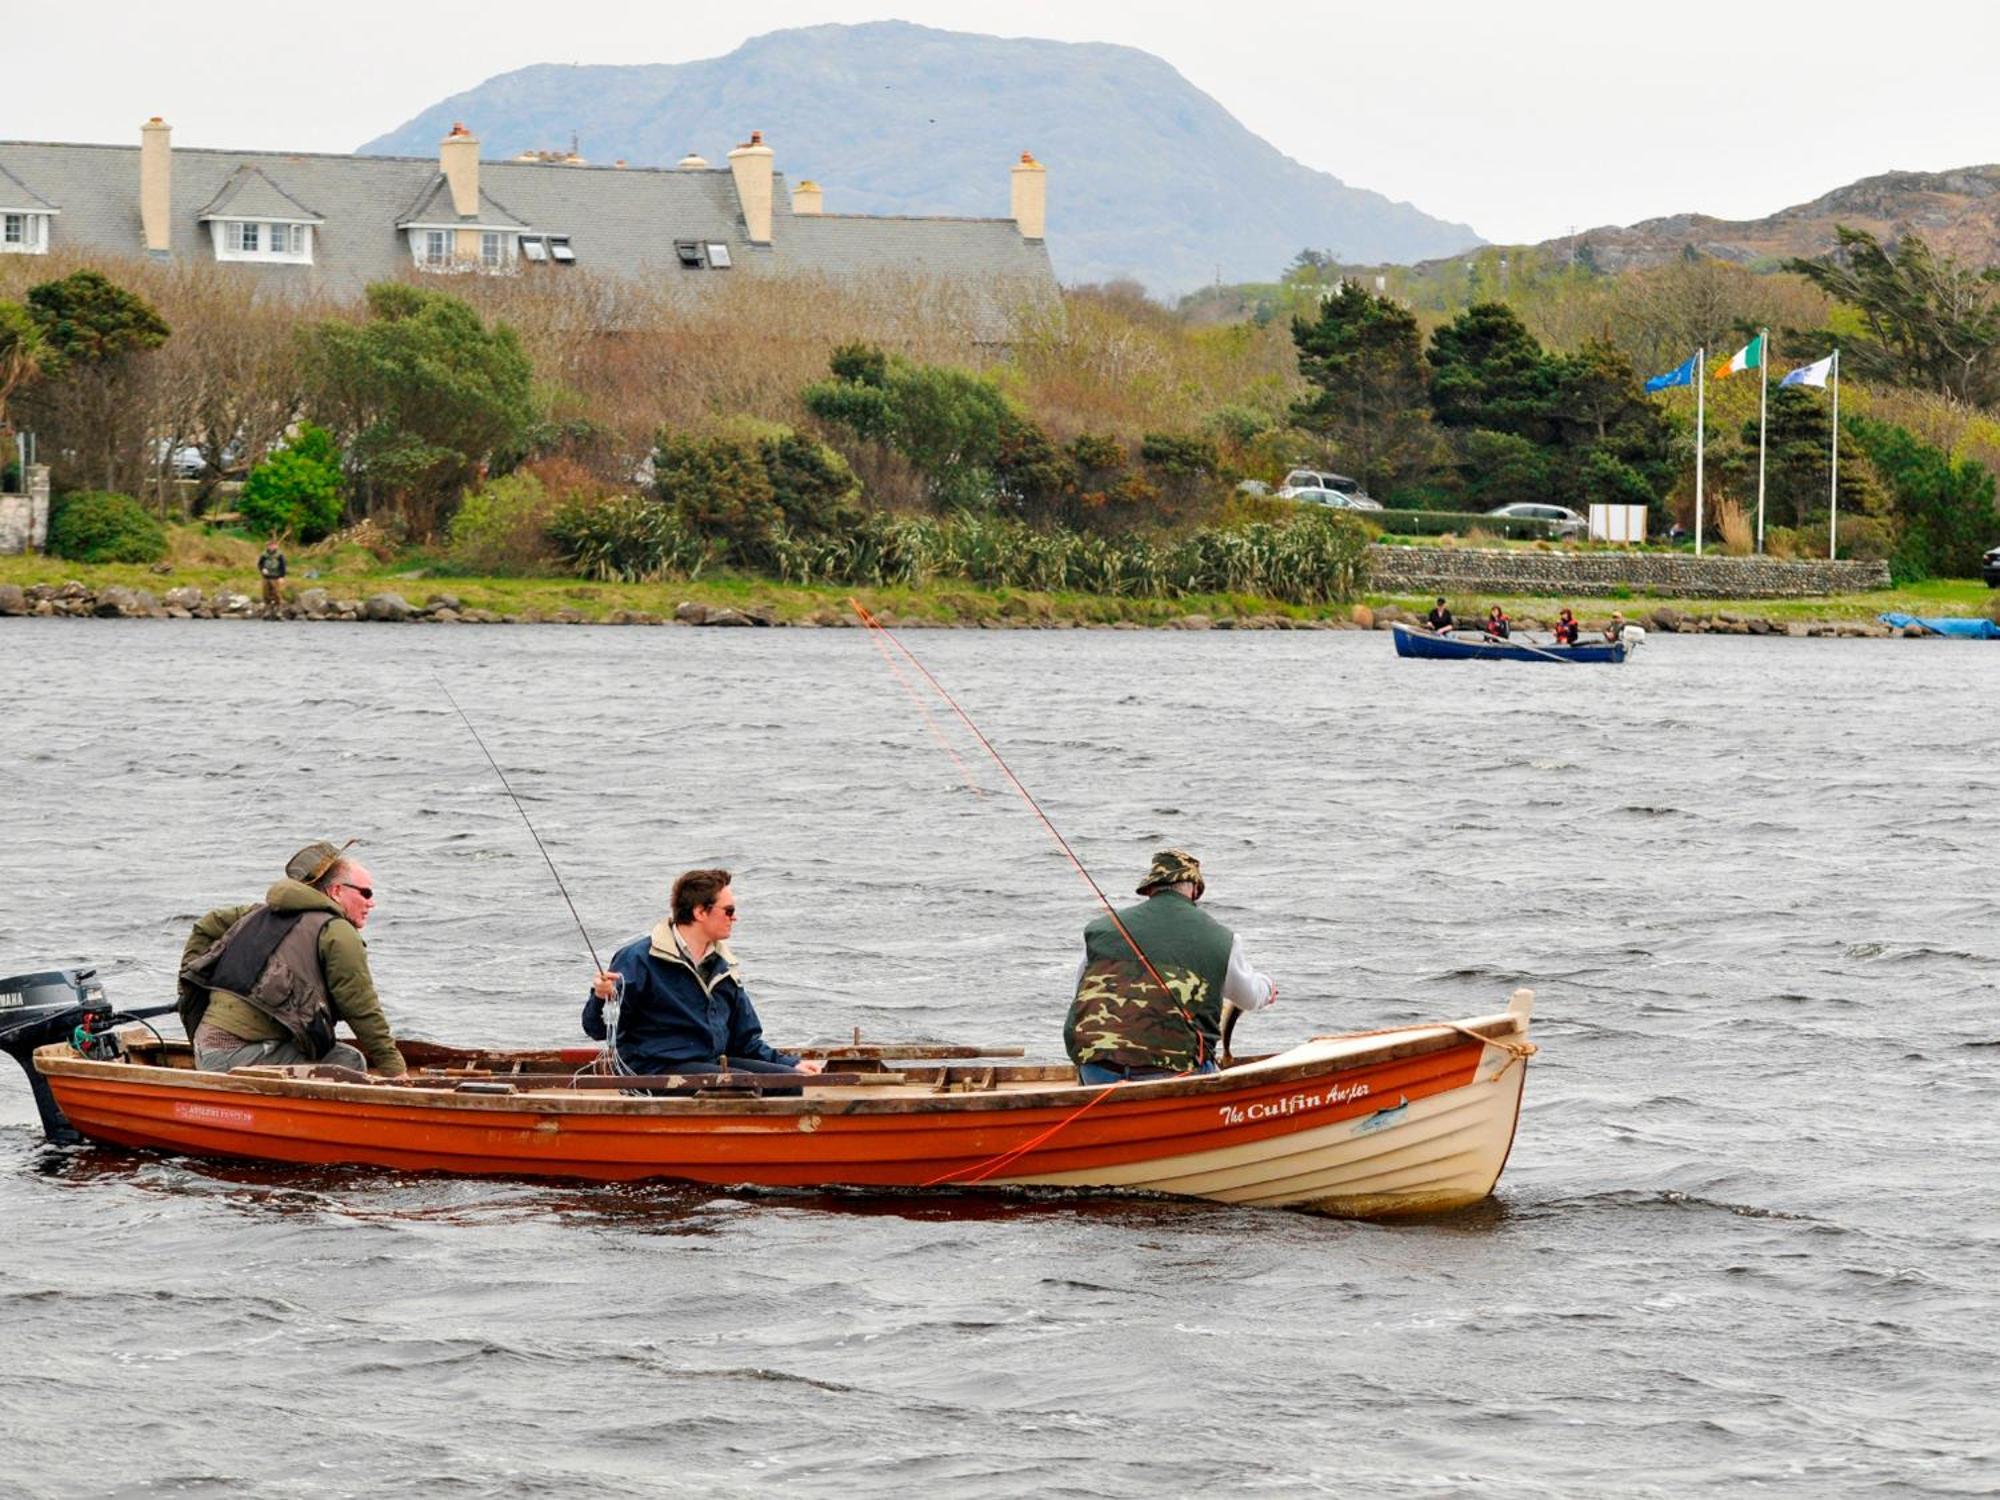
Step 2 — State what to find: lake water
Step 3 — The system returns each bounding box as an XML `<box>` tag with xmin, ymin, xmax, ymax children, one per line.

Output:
<box><xmin>1</xmin><ymin>619</ymin><xmax>1995</xmax><ymax>1497</ymax></box>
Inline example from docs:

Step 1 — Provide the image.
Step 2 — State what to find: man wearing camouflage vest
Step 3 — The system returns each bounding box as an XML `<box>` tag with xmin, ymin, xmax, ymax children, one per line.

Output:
<box><xmin>1063</xmin><ymin>849</ymin><xmax>1277</xmax><ymax>1084</ymax></box>
<box><xmin>177</xmin><ymin>840</ymin><xmax>407</xmax><ymax>1076</ymax></box>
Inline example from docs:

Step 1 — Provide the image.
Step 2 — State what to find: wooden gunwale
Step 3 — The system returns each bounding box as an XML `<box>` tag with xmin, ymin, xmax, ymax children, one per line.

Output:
<box><xmin>37</xmin><ymin>1011</ymin><xmax>1523</xmax><ymax>1118</ymax></box>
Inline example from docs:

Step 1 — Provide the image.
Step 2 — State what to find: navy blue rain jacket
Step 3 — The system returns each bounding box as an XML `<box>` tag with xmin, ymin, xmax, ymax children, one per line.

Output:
<box><xmin>581</xmin><ymin>931</ymin><xmax>795</xmax><ymax>1072</ymax></box>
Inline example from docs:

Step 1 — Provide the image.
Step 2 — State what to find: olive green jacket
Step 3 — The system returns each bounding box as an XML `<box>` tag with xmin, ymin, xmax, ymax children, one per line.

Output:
<box><xmin>181</xmin><ymin>879</ymin><xmax>406</xmax><ymax>1075</ymax></box>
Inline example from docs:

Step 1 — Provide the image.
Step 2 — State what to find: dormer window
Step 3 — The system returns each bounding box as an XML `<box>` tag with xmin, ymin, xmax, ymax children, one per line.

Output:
<box><xmin>212</xmin><ymin>219</ymin><xmax>312</xmax><ymax>263</ymax></box>
<box><xmin>1</xmin><ymin>212</ymin><xmax>54</xmax><ymax>254</ymax></box>
<box><xmin>480</xmin><ymin>231</ymin><xmax>504</xmax><ymax>269</ymax></box>
<box><xmin>420</xmin><ymin>229</ymin><xmax>450</xmax><ymax>268</ymax></box>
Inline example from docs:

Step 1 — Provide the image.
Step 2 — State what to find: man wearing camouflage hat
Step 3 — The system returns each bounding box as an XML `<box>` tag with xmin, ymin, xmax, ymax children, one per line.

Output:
<box><xmin>1063</xmin><ymin>849</ymin><xmax>1277</xmax><ymax>1085</ymax></box>
<box><xmin>177</xmin><ymin>840</ymin><xmax>407</xmax><ymax>1077</ymax></box>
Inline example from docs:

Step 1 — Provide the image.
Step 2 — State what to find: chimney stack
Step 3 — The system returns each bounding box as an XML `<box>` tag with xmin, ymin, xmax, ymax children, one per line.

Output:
<box><xmin>1010</xmin><ymin>151</ymin><xmax>1046</xmax><ymax>241</ymax></box>
<box><xmin>728</xmin><ymin>130</ymin><xmax>775</xmax><ymax>245</ymax></box>
<box><xmin>140</xmin><ymin>117</ymin><xmax>172</xmax><ymax>253</ymax></box>
<box><xmin>440</xmin><ymin>123</ymin><xmax>480</xmax><ymax>217</ymax></box>
<box><xmin>791</xmin><ymin>179</ymin><xmax>823</xmax><ymax>216</ymax></box>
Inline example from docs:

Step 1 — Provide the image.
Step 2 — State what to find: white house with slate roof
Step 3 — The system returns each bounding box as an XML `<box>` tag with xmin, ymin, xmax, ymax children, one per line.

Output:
<box><xmin>0</xmin><ymin>120</ymin><xmax>1056</xmax><ymax>328</ymax></box>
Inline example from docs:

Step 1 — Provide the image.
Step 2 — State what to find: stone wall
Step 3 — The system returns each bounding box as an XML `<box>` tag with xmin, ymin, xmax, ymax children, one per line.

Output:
<box><xmin>0</xmin><ymin>466</ymin><xmax>51</xmax><ymax>554</ymax></box>
<box><xmin>1367</xmin><ymin>545</ymin><xmax>1890</xmax><ymax>599</ymax></box>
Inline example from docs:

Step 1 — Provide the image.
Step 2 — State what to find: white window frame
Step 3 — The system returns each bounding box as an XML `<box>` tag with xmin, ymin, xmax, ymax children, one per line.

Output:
<box><xmin>480</xmin><ymin>231</ymin><xmax>504</xmax><ymax>269</ymax></box>
<box><xmin>0</xmin><ymin>211</ymin><xmax>52</xmax><ymax>254</ymax></box>
<box><xmin>212</xmin><ymin>219</ymin><xmax>314</xmax><ymax>264</ymax></box>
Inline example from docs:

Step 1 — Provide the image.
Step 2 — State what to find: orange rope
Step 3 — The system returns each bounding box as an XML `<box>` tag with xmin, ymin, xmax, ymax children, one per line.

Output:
<box><xmin>922</xmin><ymin>1082</ymin><xmax>1123</xmax><ymax>1187</ymax></box>
<box><xmin>847</xmin><ymin>599</ymin><xmax>1205</xmax><ymax>1066</ymax></box>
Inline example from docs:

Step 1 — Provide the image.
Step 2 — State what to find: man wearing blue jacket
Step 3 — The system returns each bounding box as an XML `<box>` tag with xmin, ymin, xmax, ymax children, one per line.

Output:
<box><xmin>584</xmin><ymin>868</ymin><xmax>824</xmax><ymax>1077</ymax></box>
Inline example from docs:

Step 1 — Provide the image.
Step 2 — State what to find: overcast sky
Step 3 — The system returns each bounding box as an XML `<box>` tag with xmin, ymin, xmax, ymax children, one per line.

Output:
<box><xmin>9</xmin><ymin>0</ymin><xmax>1994</xmax><ymax>246</ymax></box>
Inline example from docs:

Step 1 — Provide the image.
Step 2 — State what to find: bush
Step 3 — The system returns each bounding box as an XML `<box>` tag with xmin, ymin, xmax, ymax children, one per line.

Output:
<box><xmin>238</xmin><ymin>424</ymin><xmax>344</xmax><ymax>541</ymax></box>
<box><xmin>547</xmin><ymin>495</ymin><xmax>717</xmax><ymax>582</ymax></box>
<box><xmin>448</xmin><ymin>472</ymin><xmax>562</xmax><ymax>573</ymax></box>
<box><xmin>1369</xmin><ymin>509</ymin><xmax>1567</xmax><ymax>541</ymax></box>
<box><xmin>46</xmin><ymin>490</ymin><xmax>167</xmax><ymax>563</ymax></box>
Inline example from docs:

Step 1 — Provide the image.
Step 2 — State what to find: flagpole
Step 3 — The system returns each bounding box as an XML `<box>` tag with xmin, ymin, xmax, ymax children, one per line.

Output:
<box><xmin>1755</xmin><ymin>327</ymin><xmax>1769</xmax><ymax>553</ymax></box>
<box><xmin>1828</xmin><ymin>349</ymin><xmax>1840</xmax><ymax>561</ymax></box>
<box><xmin>1695</xmin><ymin>347</ymin><xmax>1705</xmax><ymax>557</ymax></box>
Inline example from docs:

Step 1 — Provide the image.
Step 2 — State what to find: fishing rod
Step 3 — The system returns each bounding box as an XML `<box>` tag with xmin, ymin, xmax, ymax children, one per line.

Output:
<box><xmin>433</xmin><ymin>674</ymin><xmax>604</xmax><ymax>975</ymax></box>
<box><xmin>846</xmin><ymin>600</ymin><xmax>1206</xmax><ymax>1063</ymax></box>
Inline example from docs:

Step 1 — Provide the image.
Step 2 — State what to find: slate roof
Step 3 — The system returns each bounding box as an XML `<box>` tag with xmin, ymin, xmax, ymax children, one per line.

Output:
<box><xmin>197</xmin><ymin>165</ymin><xmax>322</xmax><ymax>223</ymax></box>
<box><xmin>0</xmin><ymin>160</ymin><xmax>59</xmax><ymax>214</ymax></box>
<box><xmin>0</xmin><ymin>139</ymin><xmax>1057</xmax><ymax>335</ymax></box>
<box><xmin>394</xmin><ymin>174</ymin><xmax>528</xmax><ymax>230</ymax></box>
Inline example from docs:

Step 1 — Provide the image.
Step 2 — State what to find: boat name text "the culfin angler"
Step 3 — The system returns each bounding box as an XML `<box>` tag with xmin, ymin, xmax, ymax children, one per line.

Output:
<box><xmin>1217</xmin><ymin>1081</ymin><xmax>1370</xmax><ymax>1127</ymax></box>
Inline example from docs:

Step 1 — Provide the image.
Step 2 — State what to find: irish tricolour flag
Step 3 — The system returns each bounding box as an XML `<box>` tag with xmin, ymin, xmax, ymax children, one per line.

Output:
<box><xmin>1714</xmin><ymin>334</ymin><xmax>1764</xmax><ymax>381</ymax></box>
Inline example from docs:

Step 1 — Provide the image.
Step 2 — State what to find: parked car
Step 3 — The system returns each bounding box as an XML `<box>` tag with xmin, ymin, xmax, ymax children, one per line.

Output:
<box><xmin>1280</xmin><ymin>468</ymin><xmax>1362</xmax><ymax>495</ymax></box>
<box><xmin>1485</xmin><ymin>502</ymin><xmax>1587</xmax><ymax>539</ymax></box>
<box><xmin>1235</xmin><ymin>478</ymin><xmax>1271</xmax><ymax>496</ymax></box>
<box><xmin>1984</xmin><ymin>543</ymin><xmax>2000</xmax><ymax>587</ymax></box>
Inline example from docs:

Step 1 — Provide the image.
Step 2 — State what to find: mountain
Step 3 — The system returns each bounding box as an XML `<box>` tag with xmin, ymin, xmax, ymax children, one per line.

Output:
<box><xmin>357</xmin><ymin>21</ymin><xmax>1482</xmax><ymax>294</ymax></box>
<box><xmin>1534</xmin><ymin>167</ymin><xmax>2000</xmax><ymax>273</ymax></box>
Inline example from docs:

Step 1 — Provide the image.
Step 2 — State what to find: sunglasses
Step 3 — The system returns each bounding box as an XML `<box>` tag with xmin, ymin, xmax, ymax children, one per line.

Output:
<box><xmin>337</xmin><ymin>884</ymin><xmax>374</xmax><ymax>900</ymax></box>
<box><xmin>708</xmin><ymin>904</ymin><xmax>737</xmax><ymax>918</ymax></box>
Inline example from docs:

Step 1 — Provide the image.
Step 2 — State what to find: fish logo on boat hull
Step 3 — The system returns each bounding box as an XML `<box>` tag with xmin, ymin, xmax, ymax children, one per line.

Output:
<box><xmin>1352</xmin><ymin>1095</ymin><xmax>1410</xmax><ymax>1135</ymax></box>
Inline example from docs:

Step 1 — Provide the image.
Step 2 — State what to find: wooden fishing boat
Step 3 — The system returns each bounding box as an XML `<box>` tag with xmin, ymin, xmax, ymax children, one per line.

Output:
<box><xmin>26</xmin><ymin>990</ymin><xmax>1536</xmax><ymax>1219</ymax></box>
<box><xmin>1392</xmin><ymin>621</ymin><xmax>1630</xmax><ymax>663</ymax></box>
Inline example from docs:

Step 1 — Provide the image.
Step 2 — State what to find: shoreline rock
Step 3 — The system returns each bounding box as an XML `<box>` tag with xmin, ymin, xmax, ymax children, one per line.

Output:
<box><xmin>0</xmin><ymin>579</ymin><xmax>1974</xmax><ymax>637</ymax></box>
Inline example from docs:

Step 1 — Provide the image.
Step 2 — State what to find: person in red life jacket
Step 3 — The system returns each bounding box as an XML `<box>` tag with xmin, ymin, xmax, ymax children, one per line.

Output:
<box><xmin>1553</xmin><ymin>608</ymin><xmax>1580</xmax><ymax>646</ymax></box>
<box><xmin>584</xmin><ymin>868</ymin><xmax>825</xmax><ymax>1078</ymax></box>
<box><xmin>1425</xmin><ymin>597</ymin><xmax>1456</xmax><ymax>634</ymax></box>
<box><xmin>1064</xmin><ymin>849</ymin><xmax>1278</xmax><ymax>1085</ymax></box>
<box><xmin>1485</xmin><ymin>605</ymin><xmax>1511</xmax><ymax>639</ymax></box>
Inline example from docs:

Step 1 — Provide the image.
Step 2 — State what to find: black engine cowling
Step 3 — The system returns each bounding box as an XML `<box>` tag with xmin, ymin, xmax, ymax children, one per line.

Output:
<box><xmin>0</xmin><ymin>968</ymin><xmax>109</xmax><ymax>1144</ymax></box>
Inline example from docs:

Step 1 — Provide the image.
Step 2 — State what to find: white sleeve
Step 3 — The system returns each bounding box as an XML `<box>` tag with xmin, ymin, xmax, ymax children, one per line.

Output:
<box><xmin>1221</xmin><ymin>937</ymin><xmax>1276</xmax><ymax>1010</ymax></box>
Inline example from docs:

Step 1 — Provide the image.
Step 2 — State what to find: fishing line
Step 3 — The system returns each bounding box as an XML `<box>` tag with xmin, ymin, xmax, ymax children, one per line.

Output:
<box><xmin>860</xmin><ymin>615</ymin><xmax>987</xmax><ymax>796</ymax></box>
<box><xmin>433</xmin><ymin>674</ymin><xmax>604</xmax><ymax>975</ymax></box>
<box><xmin>847</xmin><ymin>600</ymin><xmax>1203</xmax><ymax>1065</ymax></box>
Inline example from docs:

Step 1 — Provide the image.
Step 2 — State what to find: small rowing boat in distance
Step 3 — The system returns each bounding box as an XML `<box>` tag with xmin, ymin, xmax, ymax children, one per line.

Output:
<box><xmin>26</xmin><ymin>991</ymin><xmax>1539</xmax><ymax>1219</ymax></box>
<box><xmin>1392</xmin><ymin>622</ymin><xmax>1631</xmax><ymax>664</ymax></box>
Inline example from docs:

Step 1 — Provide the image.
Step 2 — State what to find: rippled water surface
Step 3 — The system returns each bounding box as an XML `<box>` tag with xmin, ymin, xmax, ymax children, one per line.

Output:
<box><xmin>1</xmin><ymin>619</ymin><xmax>1996</xmax><ymax>1497</ymax></box>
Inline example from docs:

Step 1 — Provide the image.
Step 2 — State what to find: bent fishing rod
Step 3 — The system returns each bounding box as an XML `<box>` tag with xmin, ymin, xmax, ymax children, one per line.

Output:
<box><xmin>433</xmin><ymin>674</ymin><xmax>604</xmax><ymax>975</ymax></box>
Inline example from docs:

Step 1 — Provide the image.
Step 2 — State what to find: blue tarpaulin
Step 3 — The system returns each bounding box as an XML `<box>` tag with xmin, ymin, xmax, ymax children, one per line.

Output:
<box><xmin>1879</xmin><ymin>613</ymin><xmax>2000</xmax><ymax>639</ymax></box>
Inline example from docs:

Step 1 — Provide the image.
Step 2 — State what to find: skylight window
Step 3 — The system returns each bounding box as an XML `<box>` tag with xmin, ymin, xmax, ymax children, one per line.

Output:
<box><xmin>674</xmin><ymin>240</ymin><xmax>703</xmax><ymax>267</ymax></box>
<box><xmin>705</xmin><ymin>243</ymin><xmax>732</xmax><ymax>269</ymax></box>
<box><xmin>520</xmin><ymin>236</ymin><xmax>548</xmax><ymax>262</ymax></box>
<box><xmin>548</xmin><ymin>236</ymin><xmax>575</xmax><ymax>263</ymax></box>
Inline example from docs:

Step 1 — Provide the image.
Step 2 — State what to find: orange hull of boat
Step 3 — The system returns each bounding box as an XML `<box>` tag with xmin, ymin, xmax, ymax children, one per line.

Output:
<box><xmin>41</xmin><ymin>1043</ymin><xmax>1482</xmax><ymax>1187</ymax></box>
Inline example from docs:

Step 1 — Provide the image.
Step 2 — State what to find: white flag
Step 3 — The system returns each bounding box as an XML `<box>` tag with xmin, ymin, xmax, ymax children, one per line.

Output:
<box><xmin>1780</xmin><ymin>354</ymin><xmax>1835</xmax><ymax>389</ymax></box>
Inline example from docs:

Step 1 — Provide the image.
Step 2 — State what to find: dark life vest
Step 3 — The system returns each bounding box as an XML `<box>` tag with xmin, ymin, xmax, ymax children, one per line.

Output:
<box><xmin>180</xmin><ymin>906</ymin><xmax>338</xmax><ymax>1056</ymax></box>
<box><xmin>1064</xmin><ymin>892</ymin><xmax>1235</xmax><ymax>1073</ymax></box>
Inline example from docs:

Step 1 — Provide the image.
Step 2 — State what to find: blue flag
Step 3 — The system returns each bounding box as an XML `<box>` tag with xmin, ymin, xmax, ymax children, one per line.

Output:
<box><xmin>1645</xmin><ymin>353</ymin><xmax>1698</xmax><ymax>392</ymax></box>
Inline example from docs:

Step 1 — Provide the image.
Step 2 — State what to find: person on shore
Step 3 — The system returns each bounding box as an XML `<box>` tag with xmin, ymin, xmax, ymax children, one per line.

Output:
<box><xmin>257</xmin><ymin>538</ymin><xmax>287</xmax><ymax>620</ymax></box>
<box><xmin>1602</xmin><ymin>611</ymin><xmax>1627</xmax><ymax>644</ymax></box>
<box><xmin>1064</xmin><ymin>849</ymin><xmax>1277</xmax><ymax>1085</ymax></box>
<box><xmin>178</xmin><ymin>840</ymin><xmax>407</xmax><ymax>1076</ymax></box>
<box><xmin>584</xmin><ymin>869</ymin><xmax>825</xmax><ymax>1077</ymax></box>
<box><xmin>1553</xmin><ymin>608</ymin><xmax>1580</xmax><ymax>646</ymax></box>
<box><xmin>1485</xmin><ymin>605</ymin><xmax>1511</xmax><ymax>640</ymax></box>
<box><xmin>1425</xmin><ymin>597</ymin><xmax>1456</xmax><ymax>634</ymax></box>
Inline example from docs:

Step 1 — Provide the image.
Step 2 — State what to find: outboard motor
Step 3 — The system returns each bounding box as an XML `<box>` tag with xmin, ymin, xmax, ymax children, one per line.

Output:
<box><xmin>0</xmin><ymin>968</ymin><xmax>113</xmax><ymax>1144</ymax></box>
